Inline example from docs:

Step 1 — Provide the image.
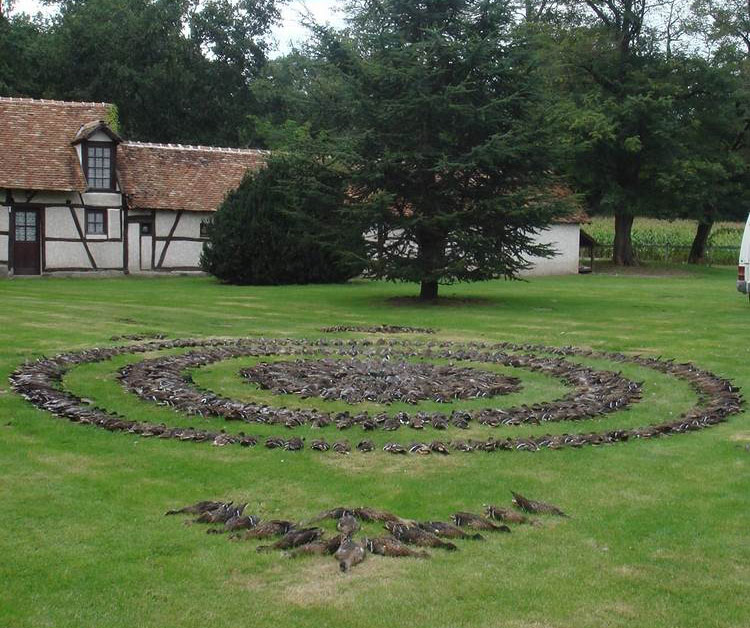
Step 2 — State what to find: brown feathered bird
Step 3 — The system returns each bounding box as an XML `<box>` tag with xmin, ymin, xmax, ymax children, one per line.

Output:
<box><xmin>284</xmin><ymin>535</ymin><xmax>343</xmax><ymax>558</ymax></box>
<box><xmin>165</xmin><ymin>500</ymin><xmax>226</xmax><ymax>516</ymax></box>
<box><xmin>207</xmin><ymin>514</ymin><xmax>260</xmax><ymax>534</ymax></box>
<box><xmin>257</xmin><ymin>527</ymin><xmax>322</xmax><ymax>552</ymax></box>
<box><xmin>452</xmin><ymin>512</ymin><xmax>510</xmax><ymax>532</ymax></box>
<box><xmin>234</xmin><ymin>520</ymin><xmax>295</xmax><ymax>540</ymax></box>
<box><xmin>511</xmin><ymin>491</ymin><xmax>568</xmax><ymax>517</ymax></box>
<box><xmin>337</xmin><ymin>512</ymin><xmax>360</xmax><ymax>536</ymax></box>
<box><xmin>419</xmin><ymin>521</ymin><xmax>484</xmax><ymax>540</ymax></box>
<box><xmin>335</xmin><ymin>537</ymin><xmax>367</xmax><ymax>572</ymax></box>
<box><xmin>366</xmin><ymin>536</ymin><xmax>430</xmax><ymax>558</ymax></box>
<box><xmin>485</xmin><ymin>505</ymin><xmax>538</xmax><ymax>526</ymax></box>
<box><xmin>385</xmin><ymin>522</ymin><xmax>457</xmax><ymax>551</ymax></box>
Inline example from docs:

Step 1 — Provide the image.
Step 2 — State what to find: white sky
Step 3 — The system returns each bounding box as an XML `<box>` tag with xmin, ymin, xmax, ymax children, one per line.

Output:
<box><xmin>11</xmin><ymin>0</ymin><xmax>346</xmax><ymax>56</ymax></box>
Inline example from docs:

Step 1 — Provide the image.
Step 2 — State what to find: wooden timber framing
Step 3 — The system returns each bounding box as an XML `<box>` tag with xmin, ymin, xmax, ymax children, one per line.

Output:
<box><xmin>69</xmin><ymin>201</ymin><xmax>97</xmax><ymax>270</ymax></box>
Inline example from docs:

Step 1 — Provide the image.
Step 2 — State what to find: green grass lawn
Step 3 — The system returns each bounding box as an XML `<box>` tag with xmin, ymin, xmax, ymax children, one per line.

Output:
<box><xmin>1</xmin><ymin>269</ymin><xmax>748</xmax><ymax>628</ymax></box>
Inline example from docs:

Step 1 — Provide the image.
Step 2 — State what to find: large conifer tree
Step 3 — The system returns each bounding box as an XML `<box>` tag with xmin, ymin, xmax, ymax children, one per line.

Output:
<box><xmin>315</xmin><ymin>0</ymin><xmax>571</xmax><ymax>299</ymax></box>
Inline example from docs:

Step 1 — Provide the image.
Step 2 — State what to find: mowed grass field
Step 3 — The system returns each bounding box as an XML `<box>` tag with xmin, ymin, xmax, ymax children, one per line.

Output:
<box><xmin>1</xmin><ymin>269</ymin><xmax>748</xmax><ymax>628</ymax></box>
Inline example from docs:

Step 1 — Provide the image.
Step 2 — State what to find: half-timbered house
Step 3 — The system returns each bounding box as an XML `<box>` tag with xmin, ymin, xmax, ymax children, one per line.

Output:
<box><xmin>0</xmin><ymin>97</ymin><xmax>265</xmax><ymax>276</ymax></box>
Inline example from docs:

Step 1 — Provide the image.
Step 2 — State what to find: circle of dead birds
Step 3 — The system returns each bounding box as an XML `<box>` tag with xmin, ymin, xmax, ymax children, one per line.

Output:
<box><xmin>164</xmin><ymin>490</ymin><xmax>566</xmax><ymax>572</ymax></box>
<box><xmin>321</xmin><ymin>324</ymin><xmax>436</xmax><ymax>334</ymax></box>
<box><xmin>9</xmin><ymin>337</ymin><xmax>742</xmax><ymax>453</ymax></box>
<box><xmin>240</xmin><ymin>358</ymin><xmax>522</xmax><ymax>404</ymax></box>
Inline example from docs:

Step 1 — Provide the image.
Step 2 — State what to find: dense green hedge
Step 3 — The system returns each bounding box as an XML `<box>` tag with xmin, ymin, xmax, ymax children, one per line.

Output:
<box><xmin>201</xmin><ymin>155</ymin><xmax>365</xmax><ymax>285</ymax></box>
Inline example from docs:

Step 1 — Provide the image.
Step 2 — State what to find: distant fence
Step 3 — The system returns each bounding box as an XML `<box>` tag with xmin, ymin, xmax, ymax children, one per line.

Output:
<box><xmin>583</xmin><ymin>244</ymin><xmax>740</xmax><ymax>265</ymax></box>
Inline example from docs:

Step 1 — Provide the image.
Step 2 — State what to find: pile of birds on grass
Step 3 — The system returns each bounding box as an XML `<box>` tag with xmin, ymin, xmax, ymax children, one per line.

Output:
<box><xmin>9</xmin><ymin>337</ymin><xmax>742</xmax><ymax>453</ymax></box>
<box><xmin>321</xmin><ymin>325</ymin><xmax>436</xmax><ymax>334</ymax></box>
<box><xmin>165</xmin><ymin>491</ymin><xmax>566</xmax><ymax>572</ymax></box>
<box><xmin>240</xmin><ymin>358</ymin><xmax>521</xmax><ymax>404</ymax></box>
<box><xmin>118</xmin><ymin>339</ymin><xmax>642</xmax><ymax>430</ymax></box>
<box><xmin>109</xmin><ymin>332</ymin><xmax>167</xmax><ymax>342</ymax></box>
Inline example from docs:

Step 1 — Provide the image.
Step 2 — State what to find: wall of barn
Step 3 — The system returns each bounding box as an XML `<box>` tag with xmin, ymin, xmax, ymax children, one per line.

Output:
<box><xmin>2</xmin><ymin>189</ymin><xmax>125</xmax><ymax>275</ymax></box>
<box><xmin>0</xmin><ymin>203</ymin><xmax>8</xmax><ymax>277</ymax></box>
<box><xmin>153</xmin><ymin>210</ymin><xmax>208</xmax><ymax>271</ymax></box>
<box><xmin>520</xmin><ymin>224</ymin><xmax>580</xmax><ymax>277</ymax></box>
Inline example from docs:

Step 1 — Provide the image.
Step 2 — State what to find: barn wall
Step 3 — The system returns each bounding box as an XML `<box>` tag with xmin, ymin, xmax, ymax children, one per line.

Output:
<box><xmin>0</xmin><ymin>203</ymin><xmax>8</xmax><ymax>277</ymax></box>
<box><xmin>521</xmin><ymin>224</ymin><xmax>580</xmax><ymax>277</ymax></box>
<box><xmin>44</xmin><ymin>205</ymin><xmax>124</xmax><ymax>272</ymax></box>
<box><xmin>154</xmin><ymin>210</ymin><xmax>208</xmax><ymax>271</ymax></box>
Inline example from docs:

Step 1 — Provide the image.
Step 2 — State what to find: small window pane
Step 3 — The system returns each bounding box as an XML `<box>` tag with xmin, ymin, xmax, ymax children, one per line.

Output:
<box><xmin>86</xmin><ymin>144</ymin><xmax>113</xmax><ymax>190</ymax></box>
<box><xmin>86</xmin><ymin>210</ymin><xmax>105</xmax><ymax>235</ymax></box>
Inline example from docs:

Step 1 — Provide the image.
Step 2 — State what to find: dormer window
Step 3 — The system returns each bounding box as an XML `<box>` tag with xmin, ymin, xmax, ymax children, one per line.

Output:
<box><xmin>84</xmin><ymin>141</ymin><xmax>115</xmax><ymax>191</ymax></box>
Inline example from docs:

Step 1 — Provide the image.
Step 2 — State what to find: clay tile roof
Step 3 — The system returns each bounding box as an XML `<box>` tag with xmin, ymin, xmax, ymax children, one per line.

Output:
<box><xmin>0</xmin><ymin>97</ymin><xmax>113</xmax><ymax>192</ymax></box>
<box><xmin>118</xmin><ymin>142</ymin><xmax>267</xmax><ymax>212</ymax></box>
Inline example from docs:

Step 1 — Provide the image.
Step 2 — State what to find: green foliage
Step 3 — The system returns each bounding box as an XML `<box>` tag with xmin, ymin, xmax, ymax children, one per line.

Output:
<box><xmin>1</xmin><ymin>0</ymin><xmax>280</xmax><ymax>146</ymax></box>
<box><xmin>299</xmin><ymin>0</ymin><xmax>574</xmax><ymax>298</ymax></box>
<box><xmin>201</xmin><ymin>152</ymin><xmax>365</xmax><ymax>285</ymax></box>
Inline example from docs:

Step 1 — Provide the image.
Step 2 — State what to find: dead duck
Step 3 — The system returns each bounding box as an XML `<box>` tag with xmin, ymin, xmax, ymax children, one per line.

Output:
<box><xmin>418</xmin><ymin>521</ymin><xmax>484</xmax><ymax>540</ymax></box>
<box><xmin>195</xmin><ymin>502</ymin><xmax>245</xmax><ymax>524</ymax></box>
<box><xmin>308</xmin><ymin>507</ymin><xmax>351</xmax><ymax>523</ymax></box>
<box><xmin>385</xmin><ymin>521</ymin><xmax>457</xmax><ymax>551</ymax></box>
<box><xmin>332</xmin><ymin>440</ymin><xmax>351</xmax><ymax>455</ymax></box>
<box><xmin>234</xmin><ymin>520</ymin><xmax>295</xmax><ymax>540</ymax></box>
<box><xmin>285</xmin><ymin>535</ymin><xmax>343</xmax><ymax>558</ymax></box>
<box><xmin>408</xmin><ymin>442</ymin><xmax>431</xmax><ymax>455</ymax></box>
<box><xmin>207</xmin><ymin>514</ymin><xmax>260</xmax><ymax>534</ymax></box>
<box><xmin>485</xmin><ymin>505</ymin><xmax>537</xmax><ymax>526</ymax></box>
<box><xmin>164</xmin><ymin>500</ymin><xmax>225</xmax><ymax>516</ymax></box>
<box><xmin>356</xmin><ymin>439</ymin><xmax>374</xmax><ymax>452</ymax></box>
<box><xmin>383</xmin><ymin>442</ymin><xmax>407</xmax><ymax>454</ymax></box>
<box><xmin>365</xmin><ymin>536</ymin><xmax>430</xmax><ymax>558</ymax></box>
<box><xmin>335</xmin><ymin>536</ymin><xmax>367</xmax><ymax>572</ymax></box>
<box><xmin>257</xmin><ymin>527</ymin><xmax>322</xmax><ymax>552</ymax></box>
<box><xmin>353</xmin><ymin>507</ymin><xmax>408</xmax><ymax>524</ymax></box>
<box><xmin>511</xmin><ymin>491</ymin><xmax>568</xmax><ymax>517</ymax></box>
<box><xmin>452</xmin><ymin>512</ymin><xmax>510</xmax><ymax>532</ymax></box>
<box><xmin>311</xmin><ymin>439</ymin><xmax>330</xmax><ymax>451</ymax></box>
<box><xmin>337</xmin><ymin>512</ymin><xmax>360</xmax><ymax>536</ymax></box>
<box><xmin>284</xmin><ymin>436</ymin><xmax>304</xmax><ymax>451</ymax></box>
<box><xmin>429</xmin><ymin>441</ymin><xmax>450</xmax><ymax>455</ymax></box>
<box><xmin>264</xmin><ymin>436</ymin><xmax>285</xmax><ymax>449</ymax></box>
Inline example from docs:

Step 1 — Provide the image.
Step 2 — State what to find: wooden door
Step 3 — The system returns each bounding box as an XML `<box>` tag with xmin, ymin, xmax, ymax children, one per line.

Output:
<box><xmin>12</xmin><ymin>209</ymin><xmax>41</xmax><ymax>275</ymax></box>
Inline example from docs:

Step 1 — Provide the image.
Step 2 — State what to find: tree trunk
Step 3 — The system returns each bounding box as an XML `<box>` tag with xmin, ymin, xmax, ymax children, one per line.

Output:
<box><xmin>416</xmin><ymin>226</ymin><xmax>444</xmax><ymax>301</ymax></box>
<box><xmin>613</xmin><ymin>212</ymin><xmax>636</xmax><ymax>265</ymax></box>
<box><xmin>688</xmin><ymin>219</ymin><xmax>713</xmax><ymax>264</ymax></box>
<box><xmin>420</xmin><ymin>280</ymin><xmax>439</xmax><ymax>300</ymax></box>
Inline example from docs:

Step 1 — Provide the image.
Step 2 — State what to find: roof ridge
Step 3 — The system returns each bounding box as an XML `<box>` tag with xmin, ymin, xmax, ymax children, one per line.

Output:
<box><xmin>0</xmin><ymin>96</ymin><xmax>113</xmax><ymax>107</ymax></box>
<box><xmin>123</xmin><ymin>141</ymin><xmax>268</xmax><ymax>155</ymax></box>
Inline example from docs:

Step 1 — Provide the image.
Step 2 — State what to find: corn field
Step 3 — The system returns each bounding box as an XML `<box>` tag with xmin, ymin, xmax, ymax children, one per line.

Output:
<box><xmin>582</xmin><ymin>217</ymin><xmax>745</xmax><ymax>265</ymax></box>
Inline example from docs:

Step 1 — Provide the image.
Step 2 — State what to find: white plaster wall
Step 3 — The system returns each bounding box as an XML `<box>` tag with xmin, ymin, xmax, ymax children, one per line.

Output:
<box><xmin>82</xmin><ymin>192</ymin><xmax>121</xmax><ymax>207</ymax></box>
<box><xmin>155</xmin><ymin>210</ymin><xmax>207</xmax><ymax>238</ymax></box>
<box><xmin>45</xmin><ymin>241</ymin><xmax>91</xmax><ymax>269</ymax></box>
<box><xmin>520</xmin><ymin>224</ymin><xmax>580</xmax><ymax>277</ymax></box>
<box><xmin>0</xmin><ymin>204</ymin><xmax>8</xmax><ymax>275</ymax></box>
<box><xmin>89</xmin><ymin>241</ymin><xmax>123</xmax><ymax>269</ymax></box>
<box><xmin>161</xmin><ymin>240</ymin><xmax>204</xmax><ymax>269</ymax></box>
<box><xmin>45</xmin><ymin>206</ymin><xmax>80</xmax><ymax>239</ymax></box>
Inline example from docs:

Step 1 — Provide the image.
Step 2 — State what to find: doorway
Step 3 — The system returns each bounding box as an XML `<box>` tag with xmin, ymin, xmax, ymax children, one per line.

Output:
<box><xmin>127</xmin><ymin>220</ymin><xmax>153</xmax><ymax>272</ymax></box>
<box><xmin>11</xmin><ymin>208</ymin><xmax>41</xmax><ymax>275</ymax></box>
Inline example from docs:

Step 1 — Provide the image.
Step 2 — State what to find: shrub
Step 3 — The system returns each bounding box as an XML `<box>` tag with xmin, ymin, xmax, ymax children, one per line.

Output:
<box><xmin>201</xmin><ymin>154</ymin><xmax>365</xmax><ymax>285</ymax></box>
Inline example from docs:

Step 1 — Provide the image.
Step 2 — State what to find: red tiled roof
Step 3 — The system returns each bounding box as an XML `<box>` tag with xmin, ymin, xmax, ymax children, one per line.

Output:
<box><xmin>0</xmin><ymin>97</ymin><xmax>113</xmax><ymax>192</ymax></box>
<box><xmin>118</xmin><ymin>142</ymin><xmax>267</xmax><ymax>212</ymax></box>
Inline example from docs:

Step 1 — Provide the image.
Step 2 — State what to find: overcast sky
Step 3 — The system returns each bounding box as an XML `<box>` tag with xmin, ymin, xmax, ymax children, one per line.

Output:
<box><xmin>12</xmin><ymin>0</ymin><xmax>346</xmax><ymax>55</ymax></box>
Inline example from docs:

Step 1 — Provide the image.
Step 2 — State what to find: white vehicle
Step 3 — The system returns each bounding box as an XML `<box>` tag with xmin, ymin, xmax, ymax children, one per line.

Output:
<box><xmin>738</xmin><ymin>214</ymin><xmax>750</xmax><ymax>297</ymax></box>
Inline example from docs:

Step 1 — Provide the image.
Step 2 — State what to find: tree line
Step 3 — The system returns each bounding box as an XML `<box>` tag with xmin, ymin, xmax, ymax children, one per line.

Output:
<box><xmin>3</xmin><ymin>0</ymin><xmax>750</xmax><ymax>297</ymax></box>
